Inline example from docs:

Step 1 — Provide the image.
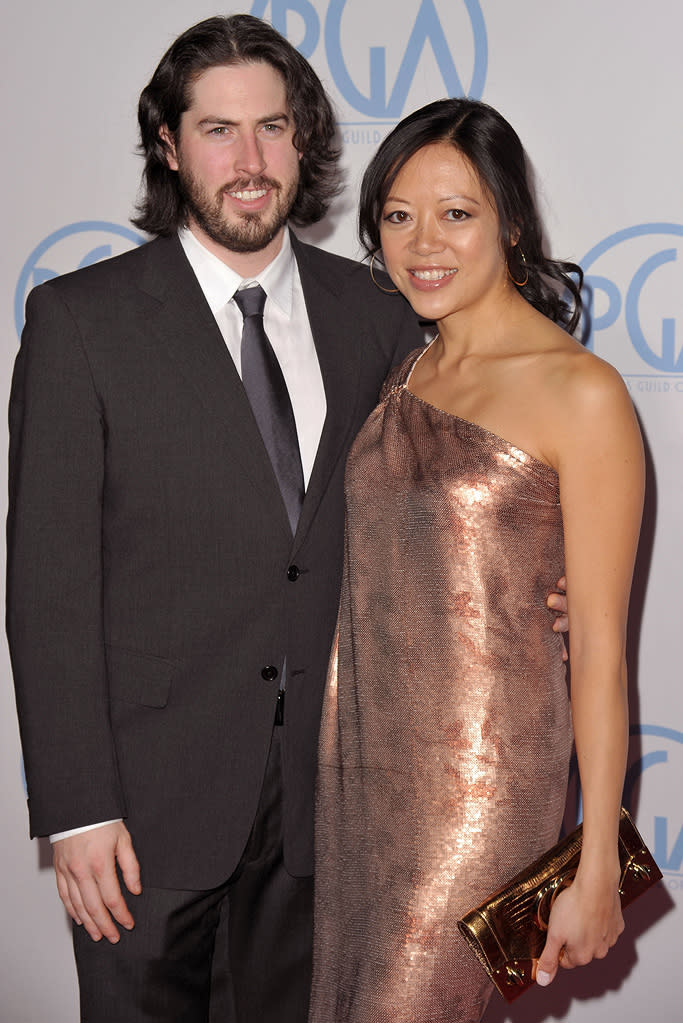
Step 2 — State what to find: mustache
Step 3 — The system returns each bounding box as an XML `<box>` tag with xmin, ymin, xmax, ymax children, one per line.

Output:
<box><xmin>222</xmin><ymin>177</ymin><xmax>281</xmax><ymax>193</ymax></box>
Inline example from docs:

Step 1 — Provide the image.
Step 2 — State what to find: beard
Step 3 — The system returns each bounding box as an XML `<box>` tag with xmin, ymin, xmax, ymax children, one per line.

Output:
<box><xmin>177</xmin><ymin>163</ymin><xmax>299</xmax><ymax>255</ymax></box>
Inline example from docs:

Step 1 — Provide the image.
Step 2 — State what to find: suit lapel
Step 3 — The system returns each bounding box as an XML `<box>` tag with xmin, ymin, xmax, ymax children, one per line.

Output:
<box><xmin>137</xmin><ymin>236</ymin><xmax>292</xmax><ymax>537</ymax></box>
<box><xmin>291</xmin><ymin>234</ymin><xmax>363</xmax><ymax>551</ymax></box>
<box><xmin>136</xmin><ymin>233</ymin><xmax>365</xmax><ymax>550</ymax></box>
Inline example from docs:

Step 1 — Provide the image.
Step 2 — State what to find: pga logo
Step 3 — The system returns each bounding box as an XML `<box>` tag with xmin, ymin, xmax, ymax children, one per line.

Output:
<box><xmin>624</xmin><ymin>725</ymin><xmax>683</xmax><ymax>877</ymax></box>
<box><xmin>251</xmin><ymin>0</ymin><xmax>488</xmax><ymax>119</ymax></box>
<box><xmin>581</xmin><ymin>223</ymin><xmax>683</xmax><ymax>375</ymax></box>
<box><xmin>14</xmin><ymin>221</ymin><xmax>145</xmax><ymax>338</ymax></box>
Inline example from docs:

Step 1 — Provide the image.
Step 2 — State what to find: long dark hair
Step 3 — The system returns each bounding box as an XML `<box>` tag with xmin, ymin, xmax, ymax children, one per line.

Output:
<box><xmin>359</xmin><ymin>98</ymin><xmax>583</xmax><ymax>334</ymax></box>
<box><xmin>132</xmin><ymin>15</ymin><xmax>341</xmax><ymax>235</ymax></box>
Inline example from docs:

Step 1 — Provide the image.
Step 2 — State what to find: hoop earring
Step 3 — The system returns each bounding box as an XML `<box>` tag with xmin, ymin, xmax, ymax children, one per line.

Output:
<box><xmin>507</xmin><ymin>248</ymin><xmax>529</xmax><ymax>287</ymax></box>
<box><xmin>369</xmin><ymin>252</ymin><xmax>399</xmax><ymax>294</ymax></box>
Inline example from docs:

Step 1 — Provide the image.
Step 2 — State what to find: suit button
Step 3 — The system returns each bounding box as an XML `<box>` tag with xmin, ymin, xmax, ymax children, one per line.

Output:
<box><xmin>287</xmin><ymin>565</ymin><xmax>300</xmax><ymax>582</ymax></box>
<box><xmin>261</xmin><ymin>665</ymin><xmax>278</xmax><ymax>682</ymax></box>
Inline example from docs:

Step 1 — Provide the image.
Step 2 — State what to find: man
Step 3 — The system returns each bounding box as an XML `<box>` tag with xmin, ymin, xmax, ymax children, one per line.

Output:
<box><xmin>7</xmin><ymin>14</ymin><xmax>568</xmax><ymax>1023</ymax></box>
<box><xmin>7</xmin><ymin>15</ymin><xmax>424</xmax><ymax>1022</ymax></box>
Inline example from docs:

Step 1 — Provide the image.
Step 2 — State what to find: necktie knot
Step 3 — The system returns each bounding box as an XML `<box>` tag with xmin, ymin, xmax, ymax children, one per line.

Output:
<box><xmin>234</xmin><ymin>284</ymin><xmax>266</xmax><ymax>319</ymax></box>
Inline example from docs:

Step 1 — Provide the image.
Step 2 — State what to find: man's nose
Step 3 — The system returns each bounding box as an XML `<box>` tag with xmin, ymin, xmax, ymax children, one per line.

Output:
<box><xmin>234</xmin><ymin>131</ymin><xmax>267</xmax><ymax>178</ymax></box>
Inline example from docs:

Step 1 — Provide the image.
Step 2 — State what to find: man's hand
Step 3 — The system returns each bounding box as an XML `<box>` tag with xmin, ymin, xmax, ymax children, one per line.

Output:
<box><xmin>53</xmin><ymin>822</ymin><xmax>141</xmax><ymax>943</ymax></box>
<box><xmin>547</xmin><ymin>576</ymin><xmax>569</xmax><ymax>660</ymax></box>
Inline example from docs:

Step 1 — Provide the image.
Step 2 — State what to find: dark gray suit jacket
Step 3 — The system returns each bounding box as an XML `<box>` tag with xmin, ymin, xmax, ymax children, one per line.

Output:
<box><xmin>7</xmin><ymin>231</ymin><xmax>422</xmax><ymax>888</ymax></box>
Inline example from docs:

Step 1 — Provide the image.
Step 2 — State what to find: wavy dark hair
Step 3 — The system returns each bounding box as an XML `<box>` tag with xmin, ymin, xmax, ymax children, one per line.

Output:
<box><xmin>132</xmin><ymin>15</ymin><xmax>341</xmax><ymax>235</ymax></box>
<box><xmin>359</xmin><ymin>98</ymin><xmax>583</xmax><ymax>334</ymax></box>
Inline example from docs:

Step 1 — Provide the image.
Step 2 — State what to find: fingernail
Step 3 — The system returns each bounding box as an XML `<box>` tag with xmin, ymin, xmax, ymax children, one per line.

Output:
<box><xmin>537</xmin><ymin>970</ymin><xmax>551</xmax><ymax>986</ymax></box>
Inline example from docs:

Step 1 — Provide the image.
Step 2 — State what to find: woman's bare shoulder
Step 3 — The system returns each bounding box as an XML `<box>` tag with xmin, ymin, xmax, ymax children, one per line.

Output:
<box><xmin>509</xmin><ymin>314</ymin><xmax>640</xmax><ymax>469</ymax></box>
<box><xmin>523</xmin><ymin>315</ymin><xmax>630</xmax><ymax>410</ymax></box>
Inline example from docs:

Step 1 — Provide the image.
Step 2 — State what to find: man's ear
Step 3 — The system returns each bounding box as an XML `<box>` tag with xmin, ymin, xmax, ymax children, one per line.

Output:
<box><xmin>159</xmin><ymin>125</ymin><xmax>179</xmax><ymax>171</ymax></box>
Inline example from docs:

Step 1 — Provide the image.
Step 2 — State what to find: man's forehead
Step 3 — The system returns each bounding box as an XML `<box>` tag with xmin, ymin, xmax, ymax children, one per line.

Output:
<box><xmin>186</xmin><ymin>61</ymin><xmax>289</xmax><ymax>112</ymax></box>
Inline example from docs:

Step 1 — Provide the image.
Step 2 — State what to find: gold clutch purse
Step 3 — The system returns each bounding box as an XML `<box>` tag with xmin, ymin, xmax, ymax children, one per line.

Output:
<box><xmin>457</xmin><ymin>807</ymin><xmax>661</xmax><ymax>1003</ymax></box>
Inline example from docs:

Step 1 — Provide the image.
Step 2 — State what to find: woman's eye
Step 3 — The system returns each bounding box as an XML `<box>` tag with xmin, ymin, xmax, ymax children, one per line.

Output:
<box><xmin>384</xmin><ymin>210</ymin><xmax>409</xmax><ymax>223</ymax></box>
<box><xmin>446</xmin><ymin>208</ymin><xmax>469</xmax><ymax>221</ymax></box>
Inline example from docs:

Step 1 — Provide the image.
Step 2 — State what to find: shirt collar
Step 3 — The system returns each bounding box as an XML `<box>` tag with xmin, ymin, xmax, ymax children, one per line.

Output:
<box><xmin>178</xmin><ymin>226</ymin><xmax>295</xmax><ymax>318</ymax></box>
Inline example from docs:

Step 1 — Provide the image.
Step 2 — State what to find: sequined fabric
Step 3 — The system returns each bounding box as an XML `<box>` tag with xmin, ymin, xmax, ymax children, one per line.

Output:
<box><xmin>310</xmin><ymin>348</ymin><xmax>572</xmax><ymax>1023</ymax></box>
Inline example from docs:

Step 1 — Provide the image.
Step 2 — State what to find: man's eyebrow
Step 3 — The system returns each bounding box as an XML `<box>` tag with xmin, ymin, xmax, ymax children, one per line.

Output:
<box><xmin>258</xmin><ymin>112</ymin><xmax>290</xmax><ymax>125</ymax></box>
<box><xmin>196</xmin><ymin>112</ymin><xmax>291</xmax><ymax>127</ymax></box>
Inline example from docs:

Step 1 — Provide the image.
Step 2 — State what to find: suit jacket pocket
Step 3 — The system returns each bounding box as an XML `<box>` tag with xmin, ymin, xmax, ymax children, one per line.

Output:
<box><xmin>105</xmin><ymin>645</ymin><xmax>178</xmax><ymax>708</ymax></box>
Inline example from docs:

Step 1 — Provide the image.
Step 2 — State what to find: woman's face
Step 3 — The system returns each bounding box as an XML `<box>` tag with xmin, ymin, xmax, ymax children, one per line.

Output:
<box><xmin>378</xmin><ymin>142</ymin><xmax>509</xmax><ymax>325</ymax></box>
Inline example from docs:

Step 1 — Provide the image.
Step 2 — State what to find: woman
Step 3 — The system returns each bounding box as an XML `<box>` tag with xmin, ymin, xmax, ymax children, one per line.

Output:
<box><xmin>309</xmin><ymin>99</ymin><xmax>644</xmax><ymax>1023</ymax></box>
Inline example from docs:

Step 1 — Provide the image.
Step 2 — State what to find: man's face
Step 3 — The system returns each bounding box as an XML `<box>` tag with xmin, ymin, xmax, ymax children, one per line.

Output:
<box><xmin>163</xmin><ymin>61</ymin><xmax>302</xmax><ymax>269</ymax></box>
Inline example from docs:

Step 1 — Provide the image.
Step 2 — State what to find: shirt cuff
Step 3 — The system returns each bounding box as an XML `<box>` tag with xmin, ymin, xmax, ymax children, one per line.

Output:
<box><xmin>49</xmin><ymin>819</ymin><xmax>123</xmax><ymax>843</ymax></box>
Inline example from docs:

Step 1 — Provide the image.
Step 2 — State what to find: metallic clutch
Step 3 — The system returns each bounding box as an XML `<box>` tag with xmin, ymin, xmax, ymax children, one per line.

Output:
<box><xmin>457</xmin><ymin>807</ymin><xmax>662</xmax><ymax>1003</ymax></box>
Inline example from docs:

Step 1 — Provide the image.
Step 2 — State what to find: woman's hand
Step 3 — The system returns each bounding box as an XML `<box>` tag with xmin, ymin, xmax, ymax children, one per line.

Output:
<box><xmin>535</xmin><ymin>872</ymin><xmax>624</xmax><ymax>986</ymax></box>
<box><xmin>547</xmin><ymin>575</ymin><xmax>569</xmax><ymax>661</ymax></box>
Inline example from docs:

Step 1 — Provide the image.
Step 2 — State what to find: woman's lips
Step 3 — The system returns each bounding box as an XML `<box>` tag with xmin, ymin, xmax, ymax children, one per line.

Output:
<box><xmin>408</xmin><ymin>267</ymin><xmax>458</xmax><ymax>288</ymax></box>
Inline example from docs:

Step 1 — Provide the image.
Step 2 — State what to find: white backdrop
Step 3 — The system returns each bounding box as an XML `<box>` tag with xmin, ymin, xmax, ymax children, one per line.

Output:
<box><xmin>1</xmin><ymin>2</ymin><xmax>680</xmax><ymax>1020</ymax></box>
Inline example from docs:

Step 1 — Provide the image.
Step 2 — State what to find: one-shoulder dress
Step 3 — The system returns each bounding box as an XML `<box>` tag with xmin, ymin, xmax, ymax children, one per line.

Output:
<box><xmin>309</xmin><ymin>347</ymin><xmax>573</xmax><ymax>1023</ymax></box>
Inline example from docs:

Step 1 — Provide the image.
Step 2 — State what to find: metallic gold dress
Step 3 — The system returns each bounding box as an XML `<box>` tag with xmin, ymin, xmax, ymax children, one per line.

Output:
<box><xmin>310</xmin><ymin>347</ymin><xmax>573</xmax><ymax>1023</ymax></box>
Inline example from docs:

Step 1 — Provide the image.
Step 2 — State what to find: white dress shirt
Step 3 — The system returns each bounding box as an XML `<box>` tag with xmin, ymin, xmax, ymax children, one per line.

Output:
<box><xmin>179</xmin><ymin>225</ymin><xmax>326</xmax><ymax>486</ymax></box>
<box><xmin>50</xmin><ymin>226</ymin><xmax>326</xmax><ymax>843</ymax></box>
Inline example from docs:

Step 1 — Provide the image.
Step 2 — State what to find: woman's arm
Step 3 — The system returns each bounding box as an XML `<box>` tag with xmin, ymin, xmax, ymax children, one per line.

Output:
<box><xmin>536</xmin><ymin>354</ymin><xmax>645</xmax><ymax>986</ymax></box>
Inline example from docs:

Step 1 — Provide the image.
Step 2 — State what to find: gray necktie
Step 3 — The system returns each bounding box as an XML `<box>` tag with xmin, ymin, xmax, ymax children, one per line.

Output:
<box><xmin>234</xmin><ymin>285</ymin><xmax>304</xmax><ymax>534</ymax></box>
